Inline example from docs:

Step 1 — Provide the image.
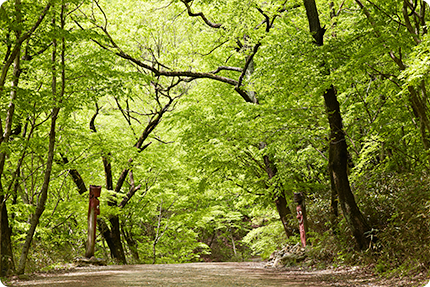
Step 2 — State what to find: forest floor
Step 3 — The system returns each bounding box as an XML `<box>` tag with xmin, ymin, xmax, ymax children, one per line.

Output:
<box><xmin>5</xmin><ymin>262</ymin><xmax>429</xmax><ymax>287</ymax></box>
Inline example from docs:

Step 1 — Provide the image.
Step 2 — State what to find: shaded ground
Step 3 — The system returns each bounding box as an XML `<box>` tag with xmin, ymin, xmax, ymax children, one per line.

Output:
<box><xmin>5</xmin><ymin>262</ymin><xmax>429</xmax><ymax>287</ymax></box>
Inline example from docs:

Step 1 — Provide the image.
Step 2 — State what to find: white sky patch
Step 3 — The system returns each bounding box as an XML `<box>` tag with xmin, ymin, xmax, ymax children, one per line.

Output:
<box><xmin>425</xmin><ymin>0</ymin><xmax>430</xmax><ymax>6</ymax></box>
<box><xmin>0</xmin><ymin>0</ymin><xmax>6</xmax><ymax>7</ymax></box>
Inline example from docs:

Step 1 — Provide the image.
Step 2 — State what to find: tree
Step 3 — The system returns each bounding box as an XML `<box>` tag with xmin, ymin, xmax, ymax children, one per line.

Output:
<box><xmin>77</xmin><ymin>0</ymin><xmax>299</xmax><ymax>240</ymax></box>
<box><xmin>0</xmin><ymin>0</ymin><xmax>53</xmax><ymax>275</ymax></box>
<box><xmin>16</xmin><ymin>1</ymin><xmax>66</xmax><ymax>274</ymax></box>
<box><xmin>297</xmin><ymin>0</ymin><xmax>372</xmax><ymax>250</ymax></box>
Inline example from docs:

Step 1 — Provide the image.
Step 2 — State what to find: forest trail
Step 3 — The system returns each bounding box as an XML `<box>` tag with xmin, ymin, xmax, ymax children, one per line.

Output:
<box><xmin>6</xmin><ymin>262</ymin><xmax>426</xmax><ymax>287</ymax></box>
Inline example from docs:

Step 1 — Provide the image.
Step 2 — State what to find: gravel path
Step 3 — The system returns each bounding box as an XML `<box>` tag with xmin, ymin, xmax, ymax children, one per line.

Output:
<box><xmin>5</xmin><ymin>262</ymin><xmax>428</xmax><ymax>287</ymax></box>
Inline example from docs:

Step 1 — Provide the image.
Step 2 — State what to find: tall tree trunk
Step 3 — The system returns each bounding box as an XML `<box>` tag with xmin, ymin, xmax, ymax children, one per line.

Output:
<box><xmin>303</xmin><ymin>0</ymin><xmax>371</xmax><ymax>249</ymax></box>
<box><xmin>324</xmin><ymin>86</ymin><xmax>371</xmax><ymax>249</ymax></box>
<box><xmin>17</xmin><ymin>11</ymin><xmax>62</xmax><ymax>272</ymax></box>
<box><xmin>0</xmin><ymin>0</ymin><xmax>23</xmax><ymax>274</ymax></box>
<box><xmin>96</xmin><ymin>217</ymin><xmax>124</xmax><ymax>261</ymax></box>
<box><xmin>329</xmin><ymin>170</ymin><xmax>339</xmax><ymax>233</ymax></box>
<box><xmin>17</xmin><ymin>105</ymin><xmax>60</xmax><ymax>274</ymax></box>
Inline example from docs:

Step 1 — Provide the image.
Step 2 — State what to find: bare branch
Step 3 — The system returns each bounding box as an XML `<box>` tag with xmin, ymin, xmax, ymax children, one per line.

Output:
<box><xmin>237</xmin><ymin>43</ymin><xmax>261</xmax><ymax>88</ymax></box>
<box><xmin>256</xmin><ymin>7</ymin><xmax>271</xmax><ymax>32</ymax></box>
<box><xmin>235</xmin><ymin>43</ymin><xmax>261</xmax><ymax>103</ymax></box>
<box><xmin>180</xmin><ymin>0</ymin><xmax>222</xmax><ymax>28</ymax></box>
<box><xmin>197</xmin><ymin>39</ymin><xmax>229</xmax><ymax>56</ymax></box>
<box><xmin>93</xmin><ymin>0</ymin><xmax>108</xmax><ymax>30</ymax></box>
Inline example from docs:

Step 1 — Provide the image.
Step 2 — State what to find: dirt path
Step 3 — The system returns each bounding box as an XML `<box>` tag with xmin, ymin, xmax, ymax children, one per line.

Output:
<box><xmin>5</xmin><ymin>262</ymin><xmax>428</xmax><ymax>287</ymax></box>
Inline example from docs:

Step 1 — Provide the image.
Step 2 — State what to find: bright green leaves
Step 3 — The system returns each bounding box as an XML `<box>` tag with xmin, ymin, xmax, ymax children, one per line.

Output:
<box><xmin>400</xmin><ymin>33</ymin><xmax>430</xmax><ymax>88</ymax></box>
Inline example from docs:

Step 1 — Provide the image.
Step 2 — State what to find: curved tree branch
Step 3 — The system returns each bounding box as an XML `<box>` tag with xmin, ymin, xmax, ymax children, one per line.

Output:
<box><xmin>180</xmin><ymin>0</ymin><xmax>222</xmax><ymax>28</ymax></box>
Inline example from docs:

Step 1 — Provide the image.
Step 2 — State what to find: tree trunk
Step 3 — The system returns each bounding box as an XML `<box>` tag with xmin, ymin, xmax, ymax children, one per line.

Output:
<box><xmin>0</xmin><ymin>0</ymin><xmax>23</xmax><ymax>273</ymax></box>
<box><xmin>17</xmin><ymin>10</ymin><xmax>63</xmax><ymax>271</ymax></box>
<box><xmin>324</xmin><ymin>86</ymin><xmax>371</xmax><ymax>249</ymax></box>
<box><xmin>61</xmin><ymin>155</ymin><xmax>87</xmax><ymax>195</ymax></box>
<box><xmin>97</xmin><ymin>216</ymin><xmax>127</xmax><ymax>263</ymax></box>
<box><xmin>0</xmin><ymin>197</ymin><xmax>14</xmax><ymax>276</ymax></box>
<box><xmin>100</xmin><ymin>156</ymin><xmax>127</xmax><ymax>264</ymax></box>
<box><xmin>107</xmin><ymin>216</ymin><xmax>127</xmax><ymax>263</ymax></box>
<box><xmin>97</xmin><ymin>218</ymin><xmax>118</xmax><ymax>259</ymax></box>
<box><xmin>273</xmin><ymin>193</ymin><xmax>294</xmax><ymax>237</ymax></box>
<box><xmin>17</xmin><ymin>106</ymin><xmax>60</xmax><ymax>274</ymax></box>
<box><xmin>262</xmin><ymin>152</ymin><xmax>294</xmax><ymax>238</ymax></box>
<box><xmin>329</xmin><ymin>171</ymin><xmax>339</xmax><ymax>234</ymax></box>
<box><xmin>303</xmin><ymin>0</ymin><xmax>371</xmax><ymax>249</ymax></box>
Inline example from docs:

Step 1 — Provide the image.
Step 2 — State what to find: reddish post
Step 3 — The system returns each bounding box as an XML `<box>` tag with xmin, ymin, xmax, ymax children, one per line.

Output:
<box><xmin>85</xmin><ymin>185</ymin><xmax>101</xmax><ymax>258</ymax></box>
<box><xmin>294</xmin><ymin>192</ymin><xmax>307</xmax><ymax>247</ymax></box>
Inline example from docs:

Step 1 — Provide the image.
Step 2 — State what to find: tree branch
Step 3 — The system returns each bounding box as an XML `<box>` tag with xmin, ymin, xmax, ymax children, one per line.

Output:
<box><xmin>0</xmin><ymin>2</ymin><xmax>52</xmax><ymax>91</ymax></box>
<box><xmin>211</xmin><ymin>66</ymin><xmax>243</xmax><ymax>74</ymax></box>
<box><xmin>118</xmin><ymin>170</ymin><xmax>141</xmax><ymax>208</ymax></box>
<box><xmin>180</xmin><ymin>0</ymin><xmax>222</xmax><ymax>28</ymax></box>
<box><xmin>89</xmin><ymin>102</ymin><xmax>100</xmax><ymax>132</ymax></box>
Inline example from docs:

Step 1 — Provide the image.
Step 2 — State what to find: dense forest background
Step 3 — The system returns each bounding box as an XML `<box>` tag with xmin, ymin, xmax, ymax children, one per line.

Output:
<box><xmin>0</xmin><ymin>0</ymin><xmax>430</xmax><ymax>278</ymax></box>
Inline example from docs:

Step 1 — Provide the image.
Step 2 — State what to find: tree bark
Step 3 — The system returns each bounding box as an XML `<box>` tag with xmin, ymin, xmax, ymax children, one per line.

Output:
<box><xmin>329</xmin><ymin>170</ymin><xmax>339</xmax><ymax>233</ymax></box>
<box><xmin>97</xmin><ymin>218</ymin><xmax>118</xmax><ymax>259</ymax></box>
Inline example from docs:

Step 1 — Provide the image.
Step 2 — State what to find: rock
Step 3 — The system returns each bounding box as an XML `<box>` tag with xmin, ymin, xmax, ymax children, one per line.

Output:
<box><xmin>265</xmin><ymin>243</ymin><xmax>307</xmax><ymax>268</ymax></box>
<box><xmin>74</xmin><ymin>257</ymin><xmax>107</xmax><ymax>267</ymax></box>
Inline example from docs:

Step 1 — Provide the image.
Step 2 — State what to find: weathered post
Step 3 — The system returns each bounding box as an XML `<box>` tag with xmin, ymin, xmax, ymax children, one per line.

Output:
<box><xmin>294</xmin><ymin>192</ymin><xmax>307</xmax><ymax>247</ymax></box>
<box><xmin>85</xmin><ymin>185</ymin><xmax>101</xmax><ymax>258</ymax></box>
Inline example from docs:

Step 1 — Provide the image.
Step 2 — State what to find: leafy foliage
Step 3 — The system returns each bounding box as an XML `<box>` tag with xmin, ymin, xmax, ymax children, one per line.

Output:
<box><xmin>1</xmin><ymin>0</ymin><xmax>430</xmax><ymax>278</ymax></box>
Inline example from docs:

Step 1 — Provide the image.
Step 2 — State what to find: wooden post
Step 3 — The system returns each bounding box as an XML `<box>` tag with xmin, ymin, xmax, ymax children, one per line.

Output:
<box><xmin>85</xmin><ymin>185</ymin><xmax>101</xmax><ymax>258</ymax></box>
<box><xmin>294</xmin><ymin>192</ymin><xmax>307</xmax><ymax>247</ymax></box>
